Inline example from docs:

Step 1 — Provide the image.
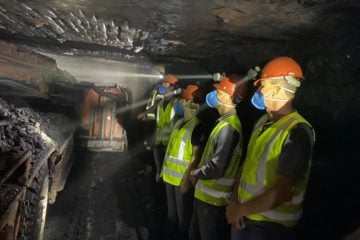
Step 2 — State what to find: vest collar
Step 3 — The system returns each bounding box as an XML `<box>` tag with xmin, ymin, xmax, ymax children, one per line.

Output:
<box><xmin>217</xmin><ymin>109</ymin><xmax>236</xmax><ymax>122</ymax></box>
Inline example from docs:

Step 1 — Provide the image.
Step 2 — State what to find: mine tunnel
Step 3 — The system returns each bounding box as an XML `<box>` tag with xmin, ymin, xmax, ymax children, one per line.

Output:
<box><xmin>0</xmin><ymin>0</ymin><xmax>359</xmax><ymax>240</ymax></box>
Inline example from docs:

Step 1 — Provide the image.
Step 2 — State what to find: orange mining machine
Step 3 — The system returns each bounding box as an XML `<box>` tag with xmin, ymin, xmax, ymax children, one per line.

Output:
<box><xmin>78</xmin><ymin>85</ymin><xmax>129</xmax><ymax>152</ymax></box>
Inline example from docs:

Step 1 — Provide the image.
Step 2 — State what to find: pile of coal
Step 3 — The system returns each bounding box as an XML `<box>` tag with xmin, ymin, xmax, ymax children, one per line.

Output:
<box><xmin>0</xmin><ymin>97</ymin><xmax>75</xmax><ymax>213</ymax></box>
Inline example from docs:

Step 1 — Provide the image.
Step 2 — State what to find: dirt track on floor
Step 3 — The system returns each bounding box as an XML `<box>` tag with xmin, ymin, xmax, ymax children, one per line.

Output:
<box><xmin>45</xmin><ymin>149</ymin><xmax>166</xmax><ymax>240</ymax></box>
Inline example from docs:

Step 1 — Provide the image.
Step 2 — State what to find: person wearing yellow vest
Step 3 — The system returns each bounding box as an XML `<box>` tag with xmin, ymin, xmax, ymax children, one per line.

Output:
<box><xmin>189</xmin><ymin>77</ymin><xmax>247</xmax><ymax>240</ymax></box>
<box><xmin>226</xmin><ymin>57</ymin><xmax>315</xmax><ymax>240</ymax></box>
<box><xmin>161</xmin><ymin>84</ymin><xmax>204</xmax><ymax>240</ymax></box>
<box><xmin>138</xmin><ymin>74</ymin><xmax>180</xmax><ymax>182</ymax></box>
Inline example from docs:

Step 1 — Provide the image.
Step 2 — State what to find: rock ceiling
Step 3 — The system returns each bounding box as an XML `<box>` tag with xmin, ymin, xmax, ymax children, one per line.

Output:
<box><xmin>0</xmin><ymin>0</ymin><xmax>359</xmax><ymax>69</ymax></box>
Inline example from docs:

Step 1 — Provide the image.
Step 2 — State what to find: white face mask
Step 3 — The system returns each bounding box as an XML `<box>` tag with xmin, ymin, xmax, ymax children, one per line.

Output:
<box><xmin>263</xmin><ymin>87</ymin><xmax>295</xmax><ymax>102</ymax></box>
<box><xmin>184</xmin><ymin>102</ymin><xmax>199</xmax><ymax>119</ymax></box>
<box><xmin>217</xmin><ymin>91</ymin><xmax>235</xmax><ymax>108</ymax></box>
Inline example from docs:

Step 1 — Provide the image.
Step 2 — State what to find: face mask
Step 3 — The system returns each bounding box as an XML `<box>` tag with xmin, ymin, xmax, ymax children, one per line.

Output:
<box><xmin>158</xmin><ymin>85</ymin><xmax>169</xmax><ymax>95</ymax></box>
<box><xmin>206</xmin><ymin>90</ymin><xmax>218</xmax><ymax>108</ymax></box>
<box><xmin>251</xmin><ymin>90</ymin><xmax>266</xmax><ymax>110</ymax></box>
<box><xmin>184</xmin><ymin>105</ymin><xmax>198</xmax><ymax>119</ymax></box>
<box><xmin>206</xmin><ymin>90</ymin><xmax>236</xmax><ymax>108</ymax></box>
<box><xmin>185</xmin><ymin>105</ymin><xmax>198</xmax><ymax>113</ymax></box>
<box><xmin>264</xmin><ymin>87</ymin><xmax>295</xmax><ymax>102</ymax></box>
<box><xmin>174</xmin><ymin>102</ymin><xmax>184</xmax><ymax>116</ymax></box>
<box><xmin>251</xmin><ymin>87</ymin><xmax>293</xmax><ymax>110</ymax></box>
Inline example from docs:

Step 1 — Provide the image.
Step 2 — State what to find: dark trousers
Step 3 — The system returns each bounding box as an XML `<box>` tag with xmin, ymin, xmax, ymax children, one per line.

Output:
<box><xmin>189</xmin><ymin>199</ymin><xmax>230</xmax><ymax>240</ymax></box>
<box><xmin>154</xmin><ymin>144</ymin><xmax>167</xmax><ymax>177</ymax></box>
<box><xmin>231</xmin><ymin>218</ymin><xmax>294</xmax><ymax>240</ymax></box>
<box><xmin>165</xmin><ymin>183</ymin><xmax>194</xmax><ymax>240</ymax></box>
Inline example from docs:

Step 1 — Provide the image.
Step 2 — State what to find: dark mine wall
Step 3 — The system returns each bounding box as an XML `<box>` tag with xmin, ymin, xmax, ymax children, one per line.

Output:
<box><xmin>287</xmin><ymin>11</ymin><xmax>360</xmax><ymax>239</ymax></box>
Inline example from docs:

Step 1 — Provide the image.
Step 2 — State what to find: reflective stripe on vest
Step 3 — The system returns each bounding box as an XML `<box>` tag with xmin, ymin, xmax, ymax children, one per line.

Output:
<box><xmin>195</xmin><ymin>114</ymin><xmax>242</xmax><ymax>206</ymax></box>
<box><xmin>195</xmin><ymin>181</ymin><xmax>232</xmax><ymax>199</ymax></box>
<box><xmin>261</xmin><ymin>210</ymin><xmax>302</xmax><ymax>222</ymax></box>
<box><xmin>239</xmin><ymin>111</ymin><xmax>314</xmax><ymax>227</ymax></box>
<box><xmin>155</xmin><ymin>99</ymin><xmax>176</xmax><ymax>145</ymax></box>
<box><xmin>162</xmin><ymin>118</ymin><xmax>200</xmax><ymax>186</ymax></box>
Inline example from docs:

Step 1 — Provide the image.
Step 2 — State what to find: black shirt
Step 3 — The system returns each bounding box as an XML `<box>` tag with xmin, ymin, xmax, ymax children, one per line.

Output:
<box><xmin>191</xmin><ymin>123</ymin><xmax>205</xmax><ymax>146</ymax></box>
<box><xmin>277</xmin><ymin>123</ymin><xmax>315</xmax><ymax>181</ymax></box>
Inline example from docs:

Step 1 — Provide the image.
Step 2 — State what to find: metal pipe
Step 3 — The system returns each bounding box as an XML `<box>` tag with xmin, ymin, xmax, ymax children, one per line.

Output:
<box><xmin>110</xmin><ymin>103</ymin><xmax>115</xmax><ymax>141</ymax></box>
<box><xmin>174</xmin><ymin>74</ymin><xmax>213</xmax><ymax>79</ymax></box>
<box><xmin>25</xmin><ymin>147</ymin><xmax>55</xmax><ymax>188</ymax></box>
<box><xmin>59</xmin><ymin>133</ymin><xmax>75</xmax><ymax>153</ymax></box>
<box><xmin>0</xmin><ymin>148</ymin><xmax>55</xmax><ymax>239</ymax></box>
<box><xmin>0</xmin><ymin>79</ymin><xmax>39</xmax><ymax>96</ymax></box>
<box><xmin>0</xmin><ymin>151</ymin><xmax>32</xmax><ymax>186</ymax></box>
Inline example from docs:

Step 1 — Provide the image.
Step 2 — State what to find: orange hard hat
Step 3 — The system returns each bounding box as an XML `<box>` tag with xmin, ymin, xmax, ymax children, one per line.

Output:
<box><xmin>182</xmin><ymin>85</ymin><xmax>202</xmax><ymax>101</ymax></box>
<box><xmin>213</xmin><ymin>77</ymin><xmax>236</xmax><ymax>96</ymax></box>
<box><xmin>260</xmin><ymin>56</ymin><xmax>304</xmax><ymax>80</ymax></box>
<box><xmin>164</xmin><ymin>74</ymin><xmax>178</xmax><ymax>85</ymax></box>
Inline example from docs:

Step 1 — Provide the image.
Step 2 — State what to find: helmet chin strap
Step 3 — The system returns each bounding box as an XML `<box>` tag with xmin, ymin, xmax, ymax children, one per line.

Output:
<box><xmin>264</xmin><ymin>97</ymin><xmax>289</xmax><ymax>102</ymax></box>
<box><xmin>281</xmin><ymin>87</ymin><xmax>296</xmax><ymax>94</ymax></box>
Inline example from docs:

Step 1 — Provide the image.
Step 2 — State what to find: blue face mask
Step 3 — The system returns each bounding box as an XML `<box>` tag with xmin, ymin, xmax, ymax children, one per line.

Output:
<box><xmin>251</xmin><ymin>90</ymin><xmax>266</xmax><ymax>110</ymax></box>
<box><xmin>174</xmin><ymin>102</ymin><xmax>184</xmax><ymax>116</ymax></box>
<box><xmin>158</xmin><ymin>85</ymin><xmax>169</xmax><ymax>95</ymax></box>
<box><xmin>206</xmin><ymin>90</ymin><xmax>218</xmax><ymax>108</ymax></box>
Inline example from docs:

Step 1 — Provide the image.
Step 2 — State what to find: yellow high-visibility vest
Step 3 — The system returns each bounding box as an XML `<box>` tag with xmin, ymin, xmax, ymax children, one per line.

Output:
<box><xmin>238</xmin><ymin>111</ymin><xmax>315</xmax><ymax>227</ymax></box>
<box><xmin>155</xmin><ymin>98</ymin><xmax>177</xmax><ymax>145</ymax></box>
<box><xmin>162</xmin><ymin>117</ymin><xmax>200</xmax><ymax>186</ymax></box>
<box><xmin>194</xmin><ymin>113</ymin><xmax>243</xmax><ymax>206</ymax></box>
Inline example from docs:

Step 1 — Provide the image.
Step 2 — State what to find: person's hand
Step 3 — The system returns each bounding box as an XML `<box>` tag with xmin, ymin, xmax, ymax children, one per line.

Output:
<box><xmin>232</xmin><ymin>218</ymin><xmax>246</xmax><ymax>230</ymax></box>
<box><xmin>228</xmin><ymin>190</ymin><xmax>238</xmax><ymax>203</ymax></box>
<box><xmin>180</xmin><ymin>177</ymin><xmax>191</xmax><ymax>193</ymax></box>
<box><xmin>137</xmin><ymin>112</ymin><xmax>145</xmax><ymax>120</ymax></box>
<box><xmin>225</xmin><ymin>198</ymin><xmax>244</xmax><ymax>227</ymax></box>
<box><xmin>189</xmin><ymin>170</ymin><xmax>197</xmax><ymax>186</ymax></box>
<box><xmin>155</xmin><ymin>172</ymin><xmax>162</xmax><ymax>183</ymax></box>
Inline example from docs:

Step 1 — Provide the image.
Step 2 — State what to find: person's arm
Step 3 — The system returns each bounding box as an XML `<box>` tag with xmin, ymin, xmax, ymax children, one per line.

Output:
<box><xmin>226</xmin><ymin>175</ymin><xmax>294</xmax><ymax>224</ymax></box>
<box><xmin>181</xmin><ymin>123</ymin><xmax>204</xmax><ymax>192</ymax></box>
<box><xmin>192</xmin><ymin>125</ymin><xmax>239</xmax><ymax>179</ymax></box>
<box><xmin>137</xmin><ymin>104</ymin><xmax>157</xmax><ymax>120</ymax></box>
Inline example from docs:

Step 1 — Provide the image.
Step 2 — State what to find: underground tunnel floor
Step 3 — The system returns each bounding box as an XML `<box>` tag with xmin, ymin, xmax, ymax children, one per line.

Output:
<box><xmin>44</xmin><ymin>149</ymin><xmax>165</xmax><ymax>240</ymax></box>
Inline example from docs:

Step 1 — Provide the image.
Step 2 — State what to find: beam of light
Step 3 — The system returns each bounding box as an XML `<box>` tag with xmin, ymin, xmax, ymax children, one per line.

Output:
<box><xmin>116</xmin><ymin>98</ymin><xmax>150</xmax><ymax>114</ymax></box>
<box><xmin>75</xmin><ymin>72</ymin><xmax>163</xmax><ymax>81</ymax></box>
